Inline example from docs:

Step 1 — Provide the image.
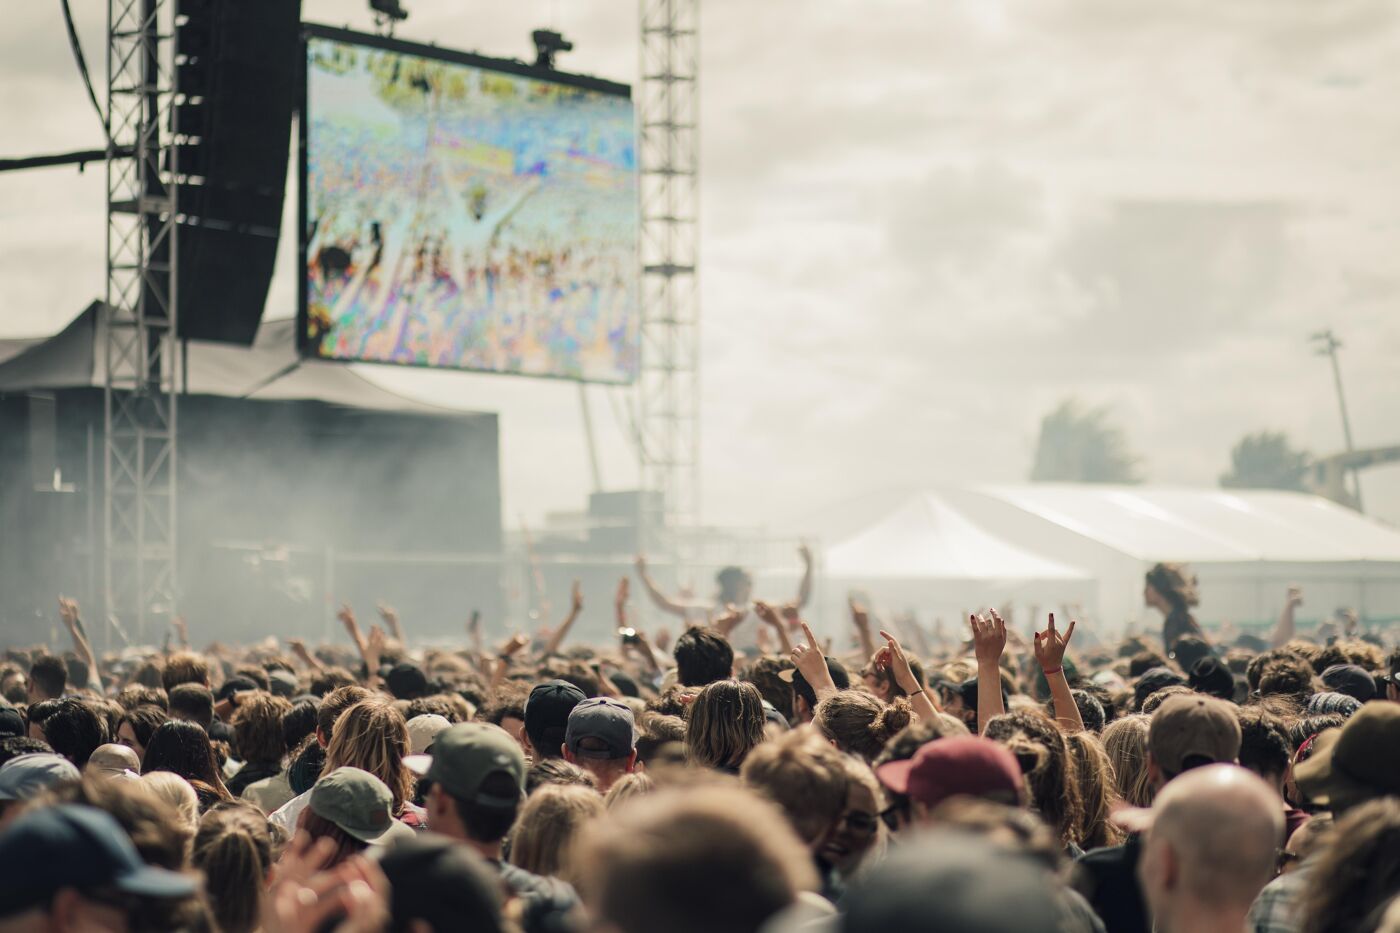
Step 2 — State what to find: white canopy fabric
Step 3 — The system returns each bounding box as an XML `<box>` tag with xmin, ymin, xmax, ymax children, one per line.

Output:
<box><xmin>945</xmin><ymin>484</ymin><xmax>1400</xmax><ymax>629</ymax></box>
<box><xmin>826</xmin><ymin>493</ymin><xmax>1088</xmax><ymax>582</ymax></box>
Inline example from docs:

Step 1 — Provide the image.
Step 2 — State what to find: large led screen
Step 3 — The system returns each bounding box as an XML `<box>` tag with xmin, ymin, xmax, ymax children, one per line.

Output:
<box><xmin>300</xmin><ymin>28</ymin><xmax>639</xmax><ymax>383</ymax></box>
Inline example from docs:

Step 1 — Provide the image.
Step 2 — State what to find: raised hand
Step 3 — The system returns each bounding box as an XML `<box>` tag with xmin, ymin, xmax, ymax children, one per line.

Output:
<box><xmin>499</xmin><ymin>632</ymin><xmax>530</xmax><ymax>657</ymax></box>
<box><xmin>849</xmin><ymin>597</ymin><xmax>871</xmax><ymax>631</ymax></box>
<box><xmin>969</xmin><ymin>611</ymin><xmax>1006</xmax><ymax>665</ymax></box>
<box><xmin>337</xmin><ymin>604</ymin><xmax>361</xmax><ymax>642</ymax></box>
<box><xmin>753</xmin><ymin>601</ymin><xmax>794</xmax><ymax>653</ymax></box>
<box><xmin>791</xmin><ymin>619</ymin><xmax>836</xmax><ymax>697</ymax></box>
<box><xmin>615</xmin><ymin>577</ymin><xmax>631</xmax><ymax>625</ymax></box>
<box><xmin>57</xmin><ymin>596</ymin><xmax>81</xmax><ymax>631</ymax></box>
<box><xmin>1286</xmin><ymin>585</ymin><xmax>1304</xmax><ymax>609</ymax></box>
<box><xmin>1033</xmin><ymin>612</ymin><xmax>1076</xmax><ymax>673</ymax></box>
<box><xmin>875</xmin><ymin>630</ymin><xmax>920</xmax><ymax>694</ymax></box>
<box><xmin>365</xmin><ymin>624</ymin><xmax>387</xmax><ymax>664</ymax></box>
<box><xmin>712</xmin><ymin>603</ymin><xmax>746</xmax><ymax>639</ymax></box>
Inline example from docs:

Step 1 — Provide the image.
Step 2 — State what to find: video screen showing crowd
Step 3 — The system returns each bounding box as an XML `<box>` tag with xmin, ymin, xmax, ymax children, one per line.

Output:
<box><xmin>303</xmin><ymin>35</ymin><xmax>639</xmax><ymax>383</ymax></box>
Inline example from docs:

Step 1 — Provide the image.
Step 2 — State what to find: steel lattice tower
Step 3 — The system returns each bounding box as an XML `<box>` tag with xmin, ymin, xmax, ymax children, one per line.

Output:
<box><xmin>105</xmin><ymin>0</ymin><xmax>179</xmax><ymax>638</ymax></box>
<box><xmin>638</xmin><ymin>0</ymin><xmax>700</xmax><ymax>561</ymax></box>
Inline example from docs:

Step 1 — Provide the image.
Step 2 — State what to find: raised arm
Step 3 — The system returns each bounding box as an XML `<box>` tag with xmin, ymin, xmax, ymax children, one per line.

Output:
<box><xmin>1270</xmin><ymin>585</ymin><xmax>1303</xmax><ymax>649</ymax></box>
<box><xmin>754</xmin><ymin>601</ymin><xmax>795</xmax><ymax>655</ymax></box>
<box><xmin>633</xmin><ymin>555</ymin><xmax>706</xmax><ymax>619</ymax></box>
<box><xmin>849</xmin><ymin>596</ymin><xmax>878</xmax><ymax>659</ymax></box>
<box><xmin>376</xmin><ymin>603</ymin><xmax>405</xmax><ymax>645</ymax></box>
<box><xmin>58</xmin><ymin>597</ymin><xmax>102</xmax><ymax>693</ymax></box>
<box><xmin>791</xmin><ymin>620</ymin><xmax>838</xmax><ymax>703</ymax></box>
<box><xmin>1034</xmin><ymin>613</ymin><xmax>1084</xmax><ymax>734</ymax></box>
<box><xmin>877</xmin><ymin>629</ymin><xmax>940</xmax><ymax>719</ymax></box>
<box><xmin>542</xmin><ymin>581</ymin><xmax>584</xmax><ymax>657</ymax></box>
<box><xmin>970</xmin><ymin>611</ymin><xmax>1007</xmax><ymax>735</ymax></box>
<box><xmin>795</xmin><ymin>544</ymin><xmax>815</xmax><ymax>609</ymax></box>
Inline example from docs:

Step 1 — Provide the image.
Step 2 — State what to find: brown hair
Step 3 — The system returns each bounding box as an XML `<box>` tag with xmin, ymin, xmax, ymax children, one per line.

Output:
<box><xmin>740</xmin><ymin>726</ymin><xmax>849</xmax><ymax>846</ymax></box>
<box><xmin>983</xmin><ymin>711</ymin><xmax>1083</xmax><ymax>848</ymax></box>
<box><xmin>323</xmin><ymin>697</ymin><xmax>412</xmax><ymax>815</ymax></box>
<box><xmin>1102</xmin><ymin>714</ymin><xmax>1153</xmax><ymax>808</ymax></box>
<box><xmin>231</xmin><ymin>692</ymin><xmax>291</xmax><ymax>764</ymax></box>
<box><xmin>1066</xmin><ymin>730</ymin><xmax>1125</xmax><ymax>849</ymax></box>
<box><xmin>162</xmin><ymin>652</ymin><xmax>211</xmax><ymax>692</ymax></box>
<box><xmin>316</xmin><ymin>685</ymin><xmax>372</xmax><ymax>742</ymax></box>
<box><xmin>116</xmin><ymin>685</ymin><xmax>169</xmax><ymax>711</ymax></box>
<box><xmin>300</xmin><ymin>809</ymin><xmax>367</xmax><ymax>868</ymax></box>
<box><xmin>572</xmin><ymin>786</ymin><xmax>817</xmax><ymax>933</ymax></box>
<box><xmin>193</xmin><ymin>803</ymin><xmax>278</xmax><ymax>933</ymax></box>
<box><xmin>1146</xmin><ymin>562</ymin><xmax>1199</xmax><ymax>609</ymax></box>
<box><xmin>509</xmin><ymin>784</ymin><xmax>605</xmax><ymax>884</ymax></box>
<box><xmin>685</xmin><ymin>680</ymin><xmax>766</xmax><ymax>771</ymax></box>
<box><xmin>814</xmin><ymin>692</ymin><xmax>912</xmax><ymax>762</ymax></box>
<box><xmin>33</xmin><ymin>776</ymin><xmax>192</xmax><ymax>870</ymax></box>
<box><xmin>1300</xmin><ymin>799</ymin><xmax>1400</xmax><ymax>933</ymax></box>
<box><xmin>603</xmin><ymin>772</ymin><xmax>655</xmax><ymax>810</ymax></box>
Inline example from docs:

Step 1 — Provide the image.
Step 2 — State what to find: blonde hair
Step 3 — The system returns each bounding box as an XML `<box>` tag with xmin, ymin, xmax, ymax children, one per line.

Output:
<box><xmin>1102</xmin><ymin>714</ymin><xmax>1153</xmax><ymax>808</ymax></box>
<box><xmin>685</xmin><ymin>680</ymin><xmax>766</xmax><ymax>771</ymax></box>
<box><xmin>193</xmin><ymin>803</ymin><xmax>277</xmax><ymax>933</ymax></box>
<box><xmin>140</xmin><ymin>770</ymin><xmax>200</xmax><ymax>834</ymax></box>
<box><xmin>815</xmin><ymin>692</ymin><xmax>912</xmax><ymax>762</ymax></box>
<box><xmin>324</xmin><ymin>697</ymin><xmax>412</xmax><ymax>815</ymax></box>
<box><xmin>1066</xmin><ymin>730</ymin><xmax>1125</xmax><ymax>849</ymax></box>
<box><xmin>509</xmin><ymin>784</ymin><xmax>605</xmax><ymax>884</ymax></box>
<box><xmin>603</xmin><ymin>772</ymin><xmax>655</xmax><ymax>810</ymax></box>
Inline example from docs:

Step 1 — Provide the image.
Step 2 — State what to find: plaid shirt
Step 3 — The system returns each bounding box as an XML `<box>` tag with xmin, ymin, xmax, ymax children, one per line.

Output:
<box><xmin>1249</xmin><ymin>864</ymin><xmax>1312</xmax><ymax>933</ymax></box>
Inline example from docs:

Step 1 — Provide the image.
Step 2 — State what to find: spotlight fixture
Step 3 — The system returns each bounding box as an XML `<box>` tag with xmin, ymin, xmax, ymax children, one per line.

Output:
<box><xmin>531</xmin><ymin>29</ymin><xmax>573</xmax><ymax>69</ymax></box>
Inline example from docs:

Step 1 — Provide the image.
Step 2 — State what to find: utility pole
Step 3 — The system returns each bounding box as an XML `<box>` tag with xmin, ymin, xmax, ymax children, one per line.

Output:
<box><xmin>1310</xmin><ymin>330</ymin><xmax>1361</xmax><ymax>511</ymax></box>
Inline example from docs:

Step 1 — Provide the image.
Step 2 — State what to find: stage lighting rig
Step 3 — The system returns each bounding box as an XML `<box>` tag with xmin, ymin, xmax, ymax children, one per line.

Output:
<box><xmin>532</xmin><ymin>29</ymin><xmax>573</xmax><ymax>69</ymax></box>
<box><xmin>370</xmin><ymin>0</ymin><xmax>408</xmax><ymax>33</ymax></box>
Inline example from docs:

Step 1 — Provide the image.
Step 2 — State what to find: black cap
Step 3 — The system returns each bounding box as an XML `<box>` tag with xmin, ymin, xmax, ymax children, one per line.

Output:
<box><xmin>216</xmin><ymin>677</ymin><xmax>258</xmax><ymax>703</ymax></box>
<box><xmin>1188</xmin><ymin>656</ymin><xmax>1236</xmax><ymax>700</ymax></box>
<box><xmin>524</xmin><ymin>680</ymin><xmax>585</xmax><ymax>758</ymax></box>
<box><xmin>780</xmin><ymin>657</ymin><xmax>851</xmax><ymax>706</ymax></box>
<box><xmin>841</xmin><ymin>829</ymin><xmax>1060</xmax><ymax>933</ymax></box>
<box><xmin>1134</xmin><ymin>667</ymin><xmax>1187</xmax><ymax>710</ymax></box>
<box><xmin>0</xmin><ymin>804</ymin><xmax>196</xmax><ymax>917</ymax></box>
<box><xmin>379</xmin><ymin>836</ymin><xmax>503</xmax><ymax>931</ymax></box>
<box><xmin>0</xmin><ymin>706</ymin><xmax>22</xmax><ymax>739</ymax></box>
<box><xmin>386</xmin><ymin>663</ymin><xmax>431</xmax><ymax>701</ymax></box>
<box><xmin>1320</xmin><ymin>664</ymin><xmax>1377</xmax><ymax>703</ymax></box>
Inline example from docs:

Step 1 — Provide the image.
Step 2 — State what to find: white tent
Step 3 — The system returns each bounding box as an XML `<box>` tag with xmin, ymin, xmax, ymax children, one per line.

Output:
<box><xmin>944</xmin><ymin>484</ymin><xmax>1400</xmax><ymax>631</ymax></box>
<box><xmin>820</xmin><ymin>492</ymin><xmax>1094</xmax><ymax>625</ymax></box>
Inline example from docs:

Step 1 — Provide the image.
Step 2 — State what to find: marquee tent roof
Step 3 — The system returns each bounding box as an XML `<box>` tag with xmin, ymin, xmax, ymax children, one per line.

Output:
<box><xmin>825</xmin><ymin>492</ymin><xmax>1089</xmax><ymax>582</ymax></box>
<box><xmin>0</xmin><ymin>303</ymin><xmax>481</xmax><ymax>416</ymax></box>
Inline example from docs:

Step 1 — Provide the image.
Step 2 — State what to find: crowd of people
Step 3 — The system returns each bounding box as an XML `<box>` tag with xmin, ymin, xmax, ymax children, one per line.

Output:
<box><xmin>1</xmin><ymin>561</ymin><xmax>1399</xmax><ymax>933</ymax></box>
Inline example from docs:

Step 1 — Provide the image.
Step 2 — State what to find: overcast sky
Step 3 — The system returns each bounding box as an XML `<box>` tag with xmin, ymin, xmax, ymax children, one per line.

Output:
<box><xmin>4</xmin><ymin>0</ymin><xmax>1400</xmax><ymax>542</ymax></box>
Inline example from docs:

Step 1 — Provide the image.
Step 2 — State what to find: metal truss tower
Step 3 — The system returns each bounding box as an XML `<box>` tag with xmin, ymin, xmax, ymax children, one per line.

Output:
<box><xmin>637</xmin><ymin>0</ymin><xmax>700</xmax><ymax>560</ymax></box>
<box><xmin>105</xmin><ymin>0</ymin><xmax>179</xmax><ymax>638</ymax></box>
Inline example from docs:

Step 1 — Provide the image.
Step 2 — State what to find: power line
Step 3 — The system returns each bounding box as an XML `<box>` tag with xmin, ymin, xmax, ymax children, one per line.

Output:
<box><xmin>59</xmin><ymin>0</ymin><xmax>109</xmax><ymax>140</ymax></box>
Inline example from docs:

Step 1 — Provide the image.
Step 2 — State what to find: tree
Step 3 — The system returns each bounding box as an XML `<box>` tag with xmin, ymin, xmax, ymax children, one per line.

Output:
<box><xmin>1029</xmin><ymin>399</ymin><xmax>1141</xmax><ymax>484</ymax></box>
<box><xmin>1219</xmin><ymin>431</ymin><xmax>1311</xmax><ymax>491</ymax></box>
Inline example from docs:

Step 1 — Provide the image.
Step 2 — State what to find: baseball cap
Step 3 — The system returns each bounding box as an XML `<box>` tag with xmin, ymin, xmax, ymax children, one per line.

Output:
<box><xmin>405</xmin><ymin>722</ymin><xmax>525</xmax><ymax>806</ymax></box>
<box><xmin>0</xmin><ymin>706</ymin><xmax>22</xmax><ymax>739</ymax></box>
<box><xmin>1148</xmin><ymin>694</ymin><xmax>1241</xmax><ymax>776</ymax></box>
<box><xmin>1305</xmin><ymin>691</ymin><xmax>1361</xmax><ymax>718</ymax></box>
<box><xmin>308</xmin><ymin>767</ymin><xmax>415</xmax><ymax>846</ymax></box>
<box><xmin>1187</xmin><ymin>656</ymin><xmax>1236</xmax><ymax>700</ymax></box>
<box><xmin>875</xmin><ymin>737</ymin><xmax>1024</xmax><ymax>809</ymax></box>
<box><xmin>406</xmin><ymin>714</ymin><xmax>453</xmax><ymax>755</ymax></box>
<box><xmin>565</xmin><ymin>698</ymin><xmax>636</xmax><ymax>760</ymax></box>
<box><xmin>840</xmin><ymin>829</ymin><xmax>1060</xmax><ymax>933</ymax></box>
<box><xmin>0</xmin><ymin>753</ymin><xmax>80</xmax><ymax>801</ymax></box>
<box><xmin>267</xmin><ymin>669</ymin><xmax>300</xmax><ymax>699</ymax></box>
<box><xmin>1294</xmin><ymin>701</ymin><xmax>1400</xmax><ymax>811</ymax></box>
<box><xmin>1320</xmin><ymin>664</ymin><xmax>1376</xmax><ymax>703</ymax></box>
<box><xmin>386</xmin><ymin>663</ymin><xmax>430</xmax><ymax>701</ymax></box>
<box><xmin>379</xmin><ymin>835</ymin><xmax>502</xmax><ymax>931</ymax></box>
<box><xmin>0</xmin><ymin>804</ymin><xmax>196</xmax><ymax>917</ymax></box>
<box><xmin>523</xmin><ymin>680</ymin><xmax>585</xmax><ymax>757</ymax></box>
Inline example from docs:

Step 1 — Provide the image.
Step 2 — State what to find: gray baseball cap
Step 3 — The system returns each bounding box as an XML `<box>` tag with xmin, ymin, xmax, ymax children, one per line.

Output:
<box><xmin>0</xmin><ymin>753</ymin><xmax>81</xmax><ymax>801</ymax></box>
<box><xmin>405</xmin><ymin>722</ymin><xmax>525</xmax><ymax>806</ymax></box>
<box><xmin>308</xmin><ymin>767</ymin><xmax>415</xmax><ymax>846</ymax></box>
<box><xmin>565</xmin><ymin>698</ymin><xmax>636</xmax><ymax>760</ymax></box>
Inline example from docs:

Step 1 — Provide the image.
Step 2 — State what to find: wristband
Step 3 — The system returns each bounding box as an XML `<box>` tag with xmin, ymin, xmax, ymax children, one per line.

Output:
<box><xmin>1041</xmin><ymin>666</ymin><xmax>1063</xmax><ymax>676</ymax></box>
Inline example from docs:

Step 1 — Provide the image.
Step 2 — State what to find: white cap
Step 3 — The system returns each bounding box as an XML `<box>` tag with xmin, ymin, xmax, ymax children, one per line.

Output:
<box><xmin>406</xmin><ymin>714</ymin><xmax>453</xmax><ymax>756</ymax></box>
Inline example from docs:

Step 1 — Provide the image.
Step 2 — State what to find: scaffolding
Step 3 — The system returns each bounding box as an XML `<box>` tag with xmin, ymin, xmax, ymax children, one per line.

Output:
<box><xmin>104</xmin><ymin>0</ymin><xmax>179</xmax><ymax>638</ymax></box>
<box><xmin>637</xmin><ymin>0</ymin><xmax>700</xmax><ymax>564</ymax></box>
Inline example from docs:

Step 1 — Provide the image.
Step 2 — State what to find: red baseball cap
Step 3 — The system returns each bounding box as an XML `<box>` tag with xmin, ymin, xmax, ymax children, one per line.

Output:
<box><xmin>876</xmin><ymin>736</ymin><xmax>1025</xmax><ymax>809</ymax></box>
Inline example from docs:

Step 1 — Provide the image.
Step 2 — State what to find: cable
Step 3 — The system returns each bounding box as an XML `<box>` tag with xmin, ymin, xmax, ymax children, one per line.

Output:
<box><xmin>59</xmin><ymin>0</ymin><xmax>109</xmax><ymax>141</ymax></box>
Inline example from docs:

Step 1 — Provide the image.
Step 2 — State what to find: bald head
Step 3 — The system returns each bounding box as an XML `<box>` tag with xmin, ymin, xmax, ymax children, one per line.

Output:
<box><xmin>1139</xmin><ymin>765</ymin><xmax>1283</xmax><ymax>930</ymax></box>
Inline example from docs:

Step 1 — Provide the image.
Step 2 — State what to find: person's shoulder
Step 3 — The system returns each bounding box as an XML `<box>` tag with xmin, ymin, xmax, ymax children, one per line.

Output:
<box><xmin>1076</xmin><ymin>840</ymin><xmax>1132</xmax><ymax>867</ymax></box>
<box><xmin>497</xmin><ymin>861</ymin><xmax>578</xmax><ymax>906</ymax></box>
